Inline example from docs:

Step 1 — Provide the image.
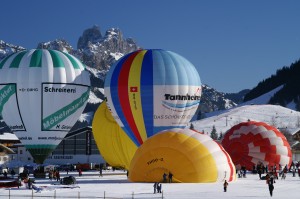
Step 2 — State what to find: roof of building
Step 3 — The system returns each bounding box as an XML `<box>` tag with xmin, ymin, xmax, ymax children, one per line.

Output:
<box><xmin>0</xmin><ymin>132</ymin><xmax>19</xmax><ymax>141</ymax></box>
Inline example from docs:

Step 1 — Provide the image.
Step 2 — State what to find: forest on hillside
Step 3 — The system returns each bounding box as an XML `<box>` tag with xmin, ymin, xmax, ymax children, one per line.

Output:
<box><xmin>243</xmin><ymin>59</ymin><xmax>300</xmax><ymax>110</ymax></box>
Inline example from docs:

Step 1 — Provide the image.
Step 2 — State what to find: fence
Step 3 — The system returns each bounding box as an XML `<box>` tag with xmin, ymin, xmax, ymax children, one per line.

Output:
<box><xmin>0</xmin><ymin>190</ymin><xmax>165</xmax><ymax>199</ymax></box>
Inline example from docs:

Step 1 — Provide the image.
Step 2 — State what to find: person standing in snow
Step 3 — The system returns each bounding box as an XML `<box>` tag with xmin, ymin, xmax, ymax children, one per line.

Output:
<box><xmin>168</xmin><ymin>172</ymin><xmax>173</xmax><ymax>183</ymax></box>
<box><xmin>157</xmin><ymin>183</ymin><xmax>162</xmax><ymax>193</ymax></box>
<box><xmin>223</xmin><ymin>180</ymin><xmax>229</xmax><ymax>192</ymax></box>
<box><xmin>162</xmin><ymin>173</ymin><xmax>167</xmax><ymax>183</ymax></box>
<box><xmin>153</xmin><ymin>182</ymin><xmax>158</xmax><ymax>194</ymax></box>
<box><xmin>267</xmin><ymin>174</ymin><xmax>275</xmax><ymax>197</ymax></box>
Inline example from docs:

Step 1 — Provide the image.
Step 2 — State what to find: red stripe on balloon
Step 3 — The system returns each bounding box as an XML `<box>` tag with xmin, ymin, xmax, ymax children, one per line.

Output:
<box><xmin>217</xmin><ymin>143</ymin><xmax>235</xmax><ymax>182</ymax></box>
<box><xmin>118</xmin><ymin>51</ymin><xmax>143</xmax><ymax>145</ymax></box>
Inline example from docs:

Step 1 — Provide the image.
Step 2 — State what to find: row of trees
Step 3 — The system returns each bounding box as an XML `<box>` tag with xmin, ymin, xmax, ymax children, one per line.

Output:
<box><xmin>244</xmin><ymin>59</ymin><xmax>300</xmax><ymax>110</ymax></box>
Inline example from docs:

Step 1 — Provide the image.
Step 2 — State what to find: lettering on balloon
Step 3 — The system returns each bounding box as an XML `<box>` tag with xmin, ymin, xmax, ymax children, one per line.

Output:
<box><xmin>55</xmin><ymin>124</ymin><xmax>72</xmax><ymax>130</ymax></box>
<box><xmin>164</xmin><ymin>94</ymin><xmax>201</xmax><ymax>101</ymax></box>
<box><xmin>44</xmin><ymin>86</ymin><xmax>76</xmax><ymax>93</ymax></box>
<box><xmin>42</xmin><ymin>90</ymin><xmax>89</xmax><ymax>130</ymax></box>
<box><xmin>0</xmin><ymin>84</ymin><xmax>16</xmax><ymax>113</ymax></box>
<box><xmin>18</xmin><ymin>88</ymin><xmax>39</xmax><ymax>92</ymax></box>
<box><xmin>38</xmin><ymin>136</ymin><xmax>63</xmax><ymax>140</ymax></box>
<box><xmin>131</xmin><ymin>93</ymin><xmax>138</xmax><ymax>110</ymax></box>
<box><xmin>154</xmin><ymin>114</ymin><xmax>191</xmax><ymax>120</ymax></box>
<box><xmin>147</xmin><ymin>158</ymin><xmax>164</xmax><ymax>165</ymax></box>
<box><xmin>9</xmin><ymin>124</ymin><xmax>24</xmax><ymax>130</ymax></box>
<box><xmin>162</xmin><ymin>93</ymin><xmax>201</xmax><ymax>112</ymax></box>
<box><xmin>19</xmin><ymin>136</ymin><xmax>32</xmax><ymax>140</ymax></box>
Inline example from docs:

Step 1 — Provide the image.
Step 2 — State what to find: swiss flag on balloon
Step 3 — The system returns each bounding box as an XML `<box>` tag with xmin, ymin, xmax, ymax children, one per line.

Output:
<box><xmin>130</xmin><ymin>86</ymin><xmax>138</xmax><ymax>92</ymax></box>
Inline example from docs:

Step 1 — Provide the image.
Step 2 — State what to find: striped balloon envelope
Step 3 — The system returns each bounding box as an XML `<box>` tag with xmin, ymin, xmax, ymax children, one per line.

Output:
<box><xmin>221</xmin><ymin>121</ymin><xmax>292</xmax><ymax>170</ymax></box>
<box><xmin>128</xmin><ymin>128</ymin><xmax>236</xmax><ymax>183</ymax></box>
<box><xmin>92</xmin><ymin>101</ymin><xmax>138</xmax><ymax>170</ymax></box>
<box><xmin>0</xmin><ymin>49</ymin><xmax>90</xmax><ymax>163</ymax></box>
<box><xmin>104</xmin><ymin>49</ymin><xmax>202</xmax><ymax>146</ymax></box>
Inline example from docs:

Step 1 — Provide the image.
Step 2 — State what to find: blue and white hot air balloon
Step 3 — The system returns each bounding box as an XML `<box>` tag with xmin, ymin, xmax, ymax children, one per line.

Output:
<box><xmin>104</xmin><ymin>49</ymin><xmax>202</xmax><ymax>147</ymax></box>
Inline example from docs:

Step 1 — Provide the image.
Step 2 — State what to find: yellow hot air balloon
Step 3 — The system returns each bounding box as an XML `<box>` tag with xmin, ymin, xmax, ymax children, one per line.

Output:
<box><xmin>129</xmin><ymin>128</ymin><xmax>236</xmax><ymax>183</ymax></box>
<box><xmin>92</xmin><ymin>101</ymin><xmax>138</xmax><ymax>169</ymax></box>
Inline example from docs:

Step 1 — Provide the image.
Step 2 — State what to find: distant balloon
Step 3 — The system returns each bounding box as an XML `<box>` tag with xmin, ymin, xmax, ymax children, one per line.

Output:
<box><xmin>104</xmin><ymin>49</ymin><xmax>202</xmax><ymax>147</ymax></box>
<box><xmin>92</xmin><ymin>101</ymin><xmax>138</xmax><ymax>169</ymax></box>
<box><xmin>129</xmin><ymin>128</ymin><xmax>236</xmax><ymax>183</ymax></box>
<box><xmin>221</xmin><ymin>121</ymin><xmax>292</xmax><ymax>170</ymax></box>
<box><xmin>0</xmin><ymin>49</ymin><xmax>90</xmax><ymax>163</ymax></box>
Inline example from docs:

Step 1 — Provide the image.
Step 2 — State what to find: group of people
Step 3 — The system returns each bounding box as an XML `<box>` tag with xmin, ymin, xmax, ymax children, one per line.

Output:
<box><xmin>151</xmin><ymin>172</ymin><xmax>174</xmax><ymax>194</ymax></box>
<box><xmin>153</xmin><ymin>182</ymin><xmax>162</xmax><ymax>193</ymax></box>
<box><xmin>162</xmin><ymin>172</ymin><xmax>173</xmax><ymax>183</ymax></box>
<box><xmin>48</xmin><ymin>170</ymin><xmax>61</xmax><ymax>181</ymax></box>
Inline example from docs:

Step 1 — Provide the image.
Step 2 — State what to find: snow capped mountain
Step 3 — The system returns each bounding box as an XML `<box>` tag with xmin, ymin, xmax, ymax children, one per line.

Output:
<box><xmin>197</xmin><ymin>84</ymin><xmax>239</xmax><ymax>119</ymax></box>
<box><xmin>76</xmin><ymin>25</ymin><xmax>140</xmax><ymax>71</ymax></box>
<box><xmin>0</xmin><ymin>40</ymin><xmax>25</xmax><ymax>60</ymax></box>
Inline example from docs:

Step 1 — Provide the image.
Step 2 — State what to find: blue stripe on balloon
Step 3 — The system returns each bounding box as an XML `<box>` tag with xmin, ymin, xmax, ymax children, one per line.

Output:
<box><xmin>108</xmin><ymin>52</ymin><xmax>141</xmax><ymax>146</ymax></box>
<box><xmin>141</xmin><ymin>50</ymin><xmax>154</xmax><ymax>138</ymax></box>
<box><xmin>169</xmin><ymin>51</ymin><xmax>201</xmax><ymax>86</ymax></box>
<box><xmin>162</xmin><ymin>100</ymin><xmax>200</xmax><ymax>108</ymax></box>
<box><xmin>152</xmin><ymin>50</ymin><xmax>201</xmax><ymax>86</ymax></box>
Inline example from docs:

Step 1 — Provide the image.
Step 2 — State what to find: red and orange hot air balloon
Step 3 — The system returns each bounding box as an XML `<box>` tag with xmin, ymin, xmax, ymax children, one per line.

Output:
<box><xmin>221</xmin><ymin>121</ymin><xmax>292</xmax><ymax>170</ymax></box>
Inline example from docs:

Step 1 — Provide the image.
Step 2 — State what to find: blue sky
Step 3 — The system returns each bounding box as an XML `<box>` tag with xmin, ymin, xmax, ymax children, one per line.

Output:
<box><xmin>1</xmin><ymin>0</ymin><xmax>300</xmax><ymax>93</ymax></box>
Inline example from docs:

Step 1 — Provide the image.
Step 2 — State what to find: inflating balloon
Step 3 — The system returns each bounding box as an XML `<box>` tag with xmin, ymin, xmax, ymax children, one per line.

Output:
<box><xmin>0</xmin><ymin>49</ymin><xmax>90</xmax><ymax>163</ymax></box>
<box><xmin>221</xmin><ymin>121</ymin><xmax>292</xmax><ymax>170</ymax></box>
<box><xmin>104</xmin><ymin>49</ymin><xmax>202</xmax><ymax>147</ymax></box>
<box><xmin>92</xmin><ymin>101</ymin><xmax>137</xmax><ymax>169</ymax></box>
<box><xmin>129</xmin><ymin>128</ymin><xmax>236</xmax><ymax>183</ymax></box>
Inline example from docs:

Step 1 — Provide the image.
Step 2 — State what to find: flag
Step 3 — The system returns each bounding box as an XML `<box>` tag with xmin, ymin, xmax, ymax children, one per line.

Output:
<box><xmin>130</xmin><ymin>86</ymin><xmax>138</xmax><ymax>92</ymax></box>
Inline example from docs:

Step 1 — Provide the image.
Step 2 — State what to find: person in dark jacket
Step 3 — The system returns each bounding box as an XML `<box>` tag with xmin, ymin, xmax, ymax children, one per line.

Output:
<box><xmin>223</xmin><ymin>180</ymin><xmax>229</xmax><ymax>192</ymax></box>
<box><xmin>268</xmin><ymin>175</ymin><xmax>275</xmax><ymax>197</ymax></box>
<box><xmin>168</xmin><ymin>172</ymin><xmax>173</xmax><ymax>183</ymax></box>
<box><xmin>162</xmin><ymin>173</ymin><xmax>167</xmax><ymax>183</ymax></box>
<box><xmin>157</xmin><ymin>183</ymin><xmax>162</xmax><ymax>193</ymax></box>
<box><xmin>153</xmin><ymin>182</ymin><xmax>158</xmax><ymax>194</ymax></box>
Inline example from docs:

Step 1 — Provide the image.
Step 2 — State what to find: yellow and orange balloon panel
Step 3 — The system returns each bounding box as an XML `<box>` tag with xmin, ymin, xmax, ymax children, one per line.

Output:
<box><xmin>129</xmin><ymin>128</ymin><xmax>236</xmax><ymax>183</ymax></box>
<box><xmin>92</xmin><ymin>101</ymin><xmax>138</xmax><ymax>170</ymax></box>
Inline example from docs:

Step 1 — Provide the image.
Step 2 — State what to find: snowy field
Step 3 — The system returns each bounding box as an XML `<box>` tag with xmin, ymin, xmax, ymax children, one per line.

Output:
<box><xmin>0</xmin><ymin>170</ymin><xmax>300</xmax><ymax>199</ymax></box>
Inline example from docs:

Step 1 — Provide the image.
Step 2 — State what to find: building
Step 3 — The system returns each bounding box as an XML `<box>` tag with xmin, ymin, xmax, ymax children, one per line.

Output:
<box><xmin>291</xmin><ymin>128</ymin><xmax>300</xmax><ymax>161</ymax></box>
<box><xmin>1</xmin><ymin>127</ymin><xmax>104</xmax><ymax>166</ymax></box>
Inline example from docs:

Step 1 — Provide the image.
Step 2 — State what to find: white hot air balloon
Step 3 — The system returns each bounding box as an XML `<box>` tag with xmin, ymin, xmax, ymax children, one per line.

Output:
<box><xmin>0</xmin><ymin>49</ymin><xmax>90</xmax><ymax>163</ymax></box>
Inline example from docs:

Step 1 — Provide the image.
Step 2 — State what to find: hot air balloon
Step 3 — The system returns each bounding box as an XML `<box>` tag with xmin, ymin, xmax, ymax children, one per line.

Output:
<box><xmin>128</xmin><ymin>128</ymin><xmax>236</xmax><ymax>183</ymax></box>
<box><xmin>221</xmin><ymin>121</ymin><xmax>292</xmax><ymax>170</ymax></box>
<box><xmin>0</xmin><ymin>49</ymin><xmax>90</xmax><ymax>163</ymax></box>
<box><xmin>104</xmin><ymin>49</ymin><xmax>202</xmax><ymax>147</ymax></box>
<box><xmin>92</xmin><ymin>101</ymin><xmax>137</xmax><ymax>169</ymax></box>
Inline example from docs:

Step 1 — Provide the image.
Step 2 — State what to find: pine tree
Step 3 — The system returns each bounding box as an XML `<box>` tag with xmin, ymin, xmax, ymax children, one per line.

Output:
<box><xmin>210</xmin><ymin>125</ymin><xmax>218</xmax><ymax>140</ymax></box>
<box><xmin>218</xmin><ymin>132</ymin><xmax>223</xmax><ymax>140</ymax></box>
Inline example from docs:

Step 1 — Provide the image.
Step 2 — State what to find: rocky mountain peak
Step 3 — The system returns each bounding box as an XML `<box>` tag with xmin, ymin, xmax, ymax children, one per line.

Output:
<box><xmin>199</xmin><ymin>84</ymin><xmax>237</xmax><ymax>114</ymax></box>
<box><xmin>76</xmin><ymin>25</ymin><xmax>140</xmax><ymax>70</ymax></box>
<box><xmin>37</xmin><ymin>39</ymin><xmax>74</xmax><ymax>53</ymax></box>
<box><xmin>77</xmin><ymin>25</ymin><xmax>103</xmax><ymax>49</ymax></box>
<box><xmin>0</xmin><ymin>40</ymin><xmax>25</xmax><ymax>59</ymax></box>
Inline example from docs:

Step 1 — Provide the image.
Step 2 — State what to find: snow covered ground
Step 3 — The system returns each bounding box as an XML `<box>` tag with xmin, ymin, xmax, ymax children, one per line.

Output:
<box><xmin>192</xmin><ymin>104</ymin><xmax>300</xmax><ymax>136</ymax></box>
<box><xmin>0</xmin><ymin>170</ymin><xmax>299</xmax><ymax>199</ymax></box>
